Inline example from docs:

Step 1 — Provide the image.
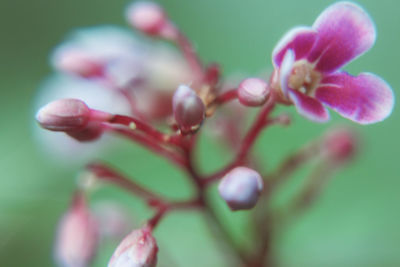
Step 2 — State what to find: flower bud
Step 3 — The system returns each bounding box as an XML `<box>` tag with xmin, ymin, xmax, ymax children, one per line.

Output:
<box><xmin>36</xmin><ymin>99</ymin><xmax>91</xmax><ymax>132</ymax></box>
<box><xmin>237</xmin><ymin>78</ymin><xmax>270</xmax><ymax>107</ymax></box>
<box><xmin>108</xmin><ymin>226</ymin><xmax>158</xmax><ymax>267</ymax></box>
<box><xmin>55</xmin><ymin>192</ymin><xmax>98</xmax><ymax>267</ymax></box>
<box><xmin>126</xmin><ymin>1</ymin><xmax>168</xmax><ymax>36</ymax></box>
<box><xmin>53</xmin><ymin>49</ymin><xmax>103</xmax><ymax>78</ymax></box>
<box><xmin>218</xmin><ymin>167</ymin><xmax>264</xmax><ymax>211</ymax></box>
<box><xmin>322</xmin><ymin>127</ymin><xmax>357</xmax><ymax>162</ymax></box>
<box><xmin>172</xmin><ymin>85</ymin><xmax>205</xmax><ymax>133</ymax></box>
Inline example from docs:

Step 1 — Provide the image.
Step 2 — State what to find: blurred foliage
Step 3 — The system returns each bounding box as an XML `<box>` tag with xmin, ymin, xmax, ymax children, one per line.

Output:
<box><xmin>0</xmin><ymin>0</ymin><xmax>399</xmax><ymax>266</ymax></box>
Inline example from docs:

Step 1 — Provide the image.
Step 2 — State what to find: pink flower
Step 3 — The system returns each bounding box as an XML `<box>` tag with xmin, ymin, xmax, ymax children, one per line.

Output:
<box><xmin>271</xmin><ymin>2</ymin><xmax>394</xmax><ymax>124</ymax></box>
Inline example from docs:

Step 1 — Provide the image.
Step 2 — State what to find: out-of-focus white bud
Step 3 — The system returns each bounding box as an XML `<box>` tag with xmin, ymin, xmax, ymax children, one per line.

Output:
<box><xmin>322</xmin><ymin>127</ymin><xmax>357</xmax><ymax>162</ymax></box>
<box><xmin>51</xmin><ymin>26</ymin><xmax>145</xmax><ymax>77</ymax></box>
<box><xmin>53</xmin><ymin>48</ymin><xmax>104</xmax><ymax>78</ymax></box>
<box><xmin>108</xmin><ymin>226</ymin><xmax>158</xmax><ymax>267</ymax></box>
<box><xmin>237</xmin><ymin>78</ymin><xmax>270</xmax><ymax>107</ymax></box>
<box><xmin>105</xmin><ymin>57</ymin><xmax>144</xmax><ymax>90</ymax></box>
<box><xmin>55</xmin><ymin>192</ymin><xmax>99</xmax><ymax>267</ymax></box>
<box><xmin>36</xmin><ymin>99</ymin><xmax>91</xmax><ymax>132</ymax></box>
<box><xmin>218</xmin><ymin>167</ymin><xmax>264</xmax><ymax>211</ymax></box>
<box><xmin>172</xmin><ymin>85</ymin><xmax>205</xmax><ymax>133</ymax></box>
<box><xmin>126</xmin><ymin>1</ymin><xmax>168</xmax><ymax>36</ymax></box>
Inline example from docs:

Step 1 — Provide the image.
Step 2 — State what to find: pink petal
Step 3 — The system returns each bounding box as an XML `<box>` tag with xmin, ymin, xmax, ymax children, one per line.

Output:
<box><xmin>272</xmin><ymin>27</ymin><xmax>317</xmax><ymax>67</ymax></box>
<box><xmin>307</xmin><ymin>2</ymin><xmax>376</xmax><ymax>73</ymax></box>
<box><xmin>288</xmin><ymin>89</ymin><xmax>330</xmax><ymax>123</ymax></box>
<box><xmin>279</xmin><ymin>49</ymin><xmax>295</xmax><ymax>97</ymax></box>
<box><xmin>315</xmin><ymin>72</ymin><xmax>394</xmax><ymax>124</ymax></box>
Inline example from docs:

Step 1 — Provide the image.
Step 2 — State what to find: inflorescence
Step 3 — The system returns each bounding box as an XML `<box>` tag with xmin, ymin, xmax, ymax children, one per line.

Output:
<box><xmin>35</xmin><ymin>2</ymin><xmax>394</xmax><ymax>267</ymax></box>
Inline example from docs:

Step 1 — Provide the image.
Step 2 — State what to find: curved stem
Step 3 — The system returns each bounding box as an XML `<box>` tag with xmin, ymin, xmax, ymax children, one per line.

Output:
<box><xmin>87</xmin><ymin>163</ymin><xmax>164</xmax><ymax>202</ymax></box>
<box><xmin>108</xmin><ymin>114</ymin><xmax>182</xmax><ymax>146</ymax></box>
<box><xmin>204</xmin><ymin>97</ymin><xmax>276</xmax><ymax>184</ymax></box>
<box><xmin>103</xmin><ymin>124</ymin><xmax>188</xmax><ymax>168</ymax></box>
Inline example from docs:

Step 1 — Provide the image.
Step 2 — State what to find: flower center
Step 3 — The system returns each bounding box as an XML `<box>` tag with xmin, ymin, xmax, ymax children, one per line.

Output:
<box><xmin>288</xmin><ymin>60</ymin><xmax>321</xmax><ymax>95</ymax></box>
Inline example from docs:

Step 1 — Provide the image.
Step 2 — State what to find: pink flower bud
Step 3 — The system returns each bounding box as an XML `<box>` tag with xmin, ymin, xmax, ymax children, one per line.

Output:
<box><xmin>108</xmin><ymin>226</ymin><xmax>158</xmax><ymax>267</ymax></box>
<box><xmin>322</xmin><ymin>127</ymin><xmax>357</xmax><ymax>162</ymax></box>
<box><xmin>126</xmin><ymin>1</ymin><xmax>168</xmax><ymax>36</ymax></box>
<box><xmin>172</xmin><ymin>85</ymin><xmax>205</xmax><ymax>133</ymax></box>
<box><xmin>54</xmin><ymin>49</ymin><xmax>103</xmax><ymax>78</ymax></box>
<box><xmin>36</xmin><ymin>99</ymin><xmax>91</xmax><ymax>132</ymax></box>
<box><xmin>237</xmin><ymin>78</ymin><xmax>270</xmax><ymax>107</ymax></box>
<box><xmin>218</xmin><ymin>167</ymin><xmax>264</xmax><ymax>211</ymax></box>
<box><xmin>55</xmin><ymin>192</ymin><xmax>99</xmax><ymax>267</ymax></box>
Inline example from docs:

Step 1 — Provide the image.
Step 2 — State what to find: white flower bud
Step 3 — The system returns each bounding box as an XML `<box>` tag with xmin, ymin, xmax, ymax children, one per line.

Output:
<box><xmin>108</xmin><ymin>226</ymin><xmax>158</xmax><ymax>267</ymax></box>
<box><xmin>237</xmin><ymin>78</ymin><xmax>270</xmax><ymax>107</ymax></box>
<box><xmin>218</xmin><ymin>167</ymin><xmax>264</xmax><ymax>211</ymax></box>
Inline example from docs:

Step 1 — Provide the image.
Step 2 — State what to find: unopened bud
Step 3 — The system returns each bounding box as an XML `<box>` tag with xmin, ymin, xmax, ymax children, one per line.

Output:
<box><xmin>36</xmin><ymin>99</ymin><xmax>91</xmax><ymax>132</ymax></box>
<box><xmin>218</xmin><ymin>167</ymin><xmax>264</xmax><ymax>211</ymax></box>
<box><xmin>322</xmin><ymin>128</ymin><xmax>357</xmax><ymax>162</ymax></box>
<box><xmin>108</xmin><ymin>226</ymin><xmax>158</xmax><ymax>267</ymax></box>
<box><xmin>54</xmin><ymin>49</ymin><xmax>103</xmax><ymax>78</ymax></box>
<box><xmin>237</xmin><ymin>78</ymin><xmax>270</xmax><ymax>107</ymax></box>
<box><xmin>55</xmin><ymin>192</ymin><xmax>98</xmax><ymax>267</ymax></box>
<box><xmin>172</xmin><ymin>85</ymin><xmax>205</xmax><ymax>133</ymax></box>
<box><xmin>126</xmin><ymin>1</ymin><xmax>168</xmax><ymax>36</ymax></box>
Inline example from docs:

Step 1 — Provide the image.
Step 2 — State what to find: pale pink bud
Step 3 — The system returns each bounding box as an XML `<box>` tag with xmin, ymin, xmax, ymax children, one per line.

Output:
<box><xmin>108</xmin><ymin>226</ymin><xmax>158</xmax><ymax>267</ymax></box>
<box><xmin>237</xmin><ymin>78</ymin><xmax>270</xmax><ymax>107</ymax></box>
<box><xmin>36</xmin><ymin>99</ymin><xmax>91</xmax><ymax>132</ymax></box>
<box><xmin>126</xmin><ymin>1</ymin><xmax>168</xmax><ymax>36</ymax></box>
<box><xmin>218</xmin><ymin>167</ymin><xmax>264</xmax><ymax>211</ymax></box>
<box><xmin>55</xmin><ymin>193</ymin><xmax>98</xmax><ymax>267</ymax></box>
<box><xmin>322</xmin><ymin>128</ymin><xmax>357</xmax><ymax>162</ymax></box>
<box><xmin>172</xmin><ymin>85</ymin><xmax>205</xmax><ymax>133</ymax></box>
<box><xmin>54</xmin><ymin>49</ymin><xmax>103</xmax><ymax>78</ymax></box>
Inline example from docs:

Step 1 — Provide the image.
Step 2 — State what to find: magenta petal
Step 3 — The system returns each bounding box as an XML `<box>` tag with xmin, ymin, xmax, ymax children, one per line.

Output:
<box><xmin>272</xmin><ymin>26</ymin><xmax>317</xmax><ymax>67</ymax></box>
<box><xmin>308</xmin><ymin>2</ymin><xmax>376</xmax><ymax>73</ymax></box>
<box><xmin>315</xmin><ymin>72</ymin><xmax>394</xmax><ymax>124</ymax></box>
<box><xmin>288</xmin><ymin>89</ymin><xmax>330</xmax><ymax>123</ymax></box>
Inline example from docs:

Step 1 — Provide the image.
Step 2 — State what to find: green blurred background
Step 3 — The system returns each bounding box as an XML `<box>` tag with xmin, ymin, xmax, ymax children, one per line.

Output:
<box><xmin>0</xmin><ymin>0</ymin><xmax>399</xmax><ymax>266</ymax></box>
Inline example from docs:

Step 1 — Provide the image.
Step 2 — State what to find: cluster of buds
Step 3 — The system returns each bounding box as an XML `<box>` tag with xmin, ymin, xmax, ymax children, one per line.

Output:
<box><xmin>35</xmin><ymin>1</ymin><xmax>394</xmax><ymax>266</ymax></box>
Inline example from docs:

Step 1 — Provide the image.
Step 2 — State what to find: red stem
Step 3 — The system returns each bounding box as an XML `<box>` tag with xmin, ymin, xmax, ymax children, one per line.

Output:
<box><xmin>108</xmin><ymin>114</ymin><xmax>181</xmax><ymax>146</ymax></box>
<box><xmin>204</xmin><ymin>97</ymin><xmax>276</xmax><ymax>184</ymax></box>
<box><xmin>214</xmin><ymin>89</ymin><xmax>238</xmax><ymax>105</ymax></box>
<box><xmin>103</xmin><ymin>124</ymin><xmax>188</xmax><ymax>168</ymax></box>
<box><xmin>176</xmin><ymin>31</ymin><xmax>204</xmax><ymax>82</ymax></box>
<box><xmin>87</xmin><ymin>163</ymin><xmax>164</xmax><ymax>202</ymax></box>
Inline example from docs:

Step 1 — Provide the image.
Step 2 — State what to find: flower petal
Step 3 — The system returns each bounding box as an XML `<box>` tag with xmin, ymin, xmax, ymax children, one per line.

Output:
<box><xmin>315</xmin><ymin>72</ymin><xmax>394</xmax><ymax>124</ymax></box>
<box><xmin>288</xmin><ymin>89</ymin><xmax>330</xmax><ymax>123</ymax></box>
<box><xmin>308</xmin><ymin>2</ymin><xmax>376</xmax><ymax>73</ymax></box>
<box><xmin>272</xmin><ymin>26</ymin><xmax>317</xmax><ymax>67</ymax></box>
<box><xmin>279</xmin><ymin>49</ymin><xmax>295</xmax><ymax>97</ymax></box>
